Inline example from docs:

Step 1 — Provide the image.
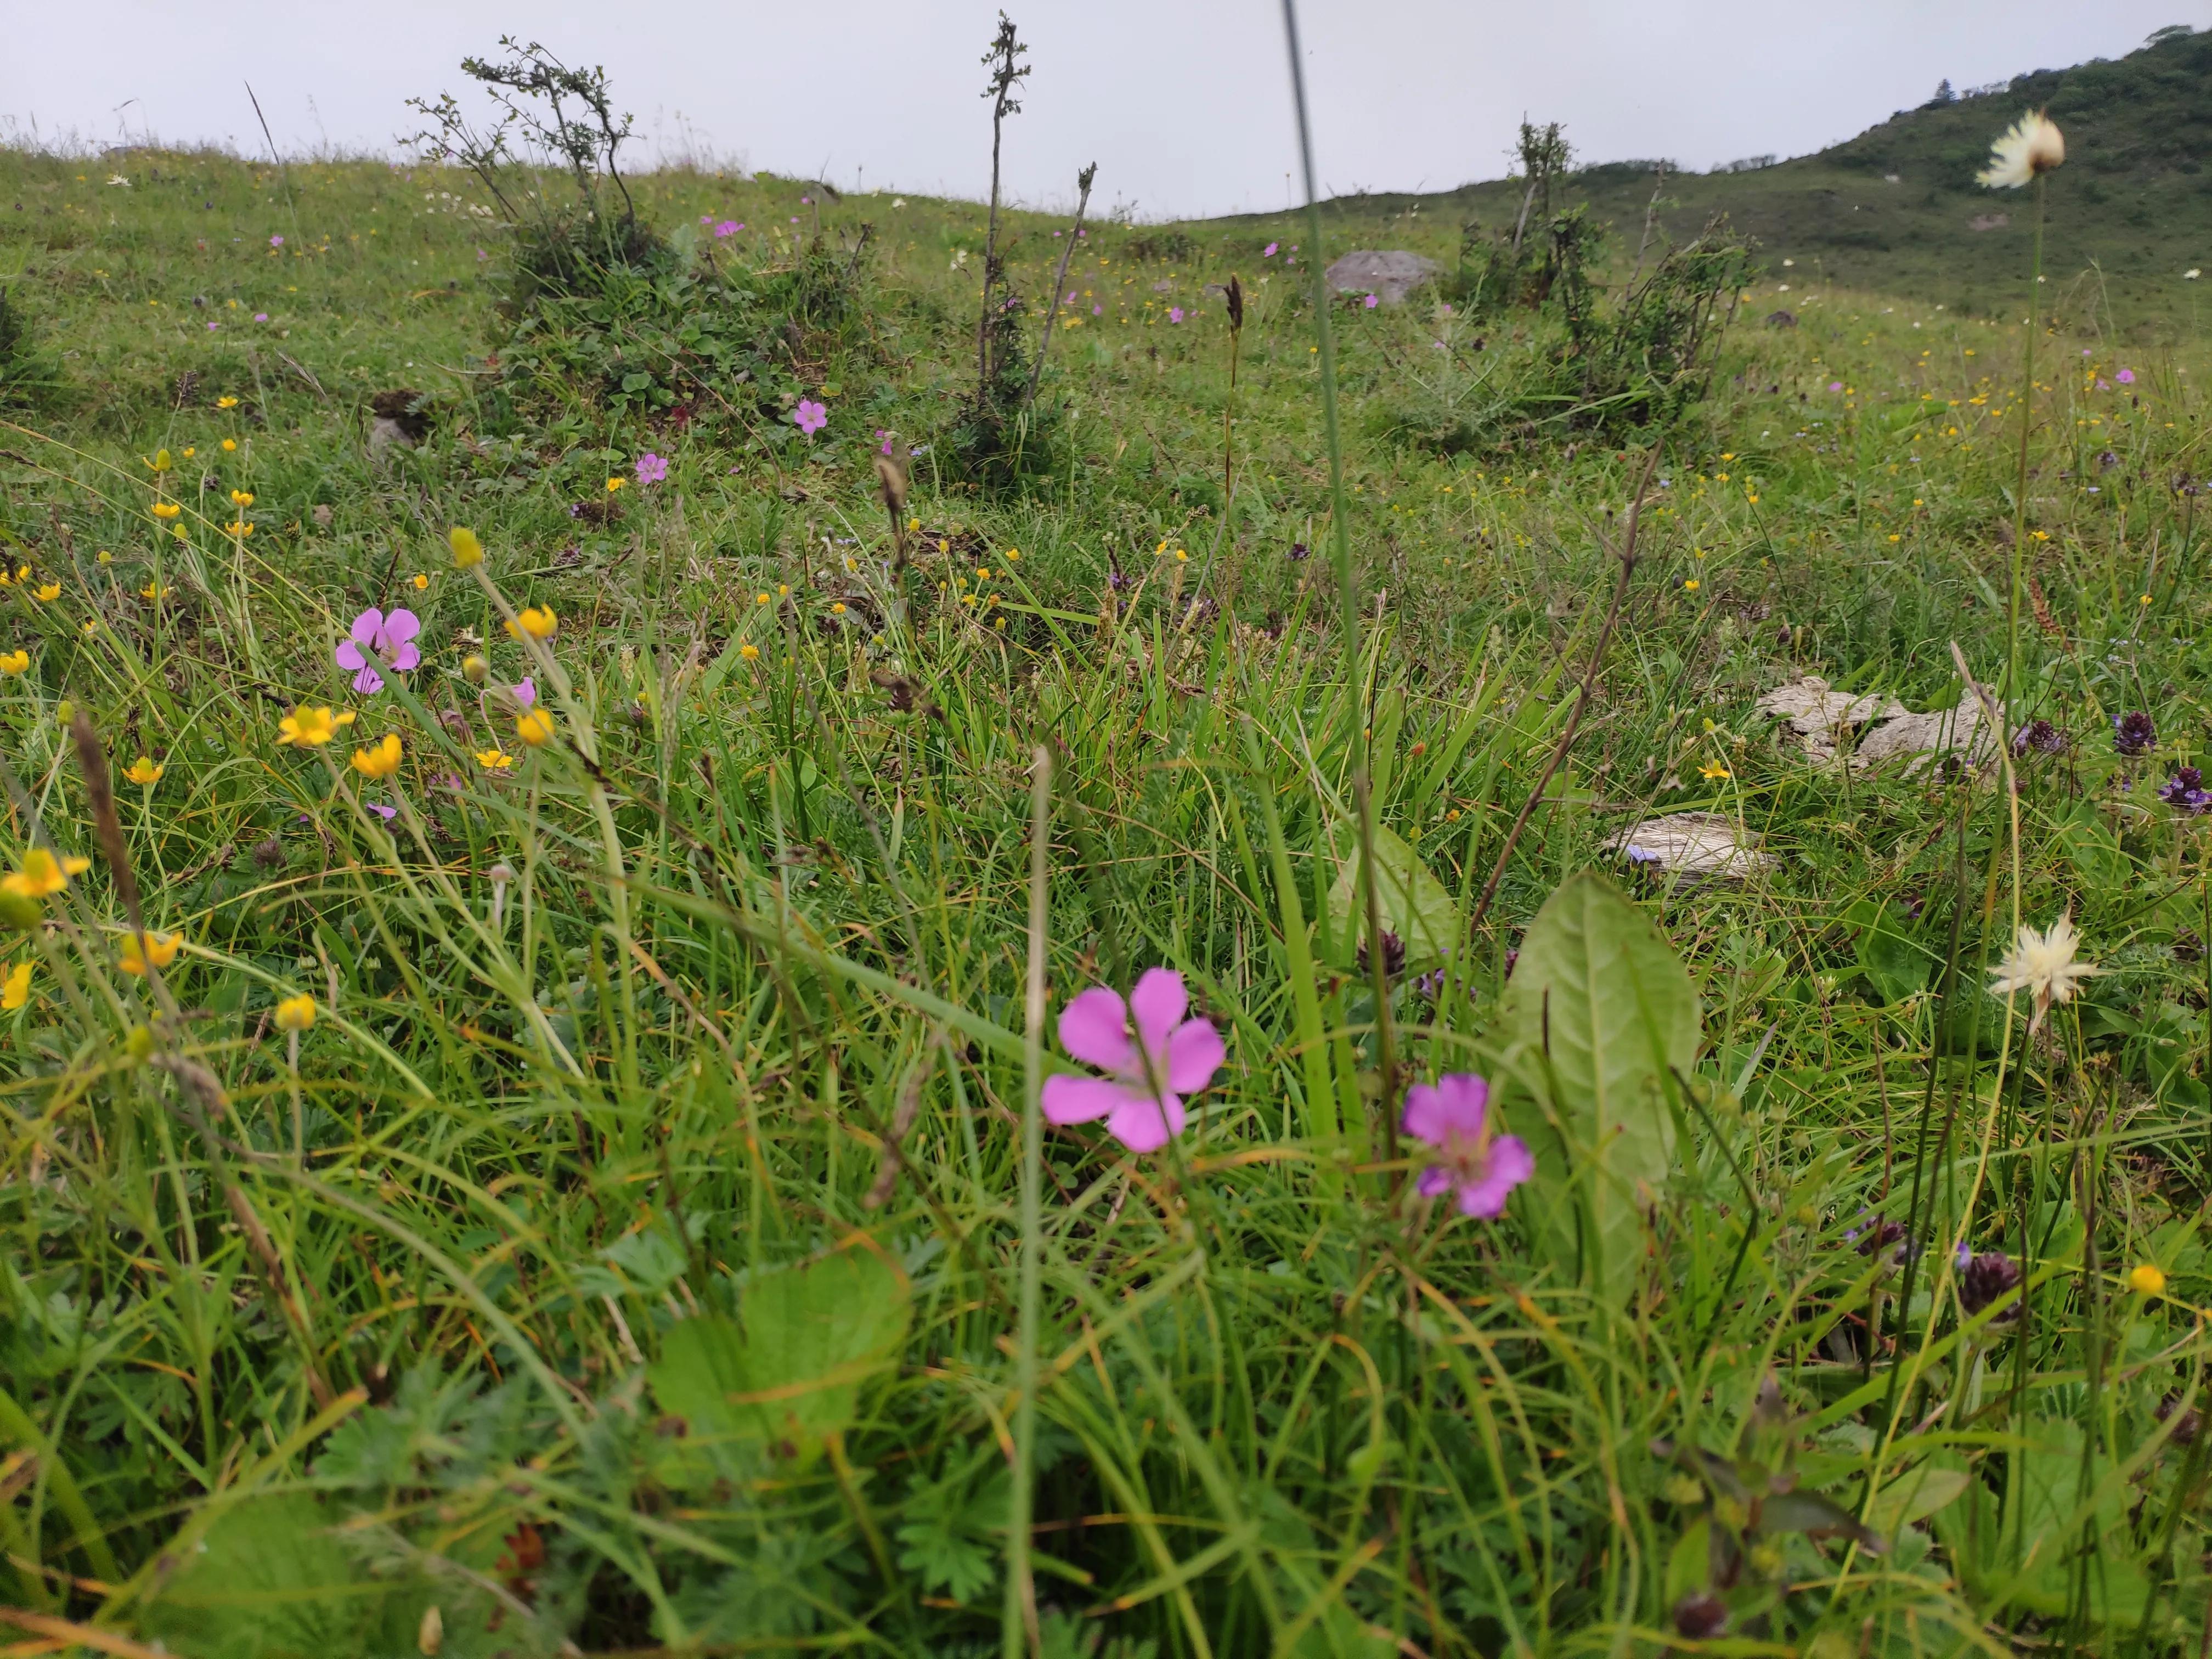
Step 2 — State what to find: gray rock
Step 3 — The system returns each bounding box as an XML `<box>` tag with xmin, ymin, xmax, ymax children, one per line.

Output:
<box><xmin>1324</xmin><ymin>250</ymin><xmax>1442</xmax><ymax>306</ymax></box>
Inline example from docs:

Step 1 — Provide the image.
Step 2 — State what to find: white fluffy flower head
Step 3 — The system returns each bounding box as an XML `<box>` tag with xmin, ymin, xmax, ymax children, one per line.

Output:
<box><xmin>1989</xmin><ymin>914</ymin><xmax>2098</xmax><ymax>1031</ymax></box>
<box><xmin>1977</xmin><ymin>111</ymin><xmax>2064</xmax><ymax>189</ymax></box>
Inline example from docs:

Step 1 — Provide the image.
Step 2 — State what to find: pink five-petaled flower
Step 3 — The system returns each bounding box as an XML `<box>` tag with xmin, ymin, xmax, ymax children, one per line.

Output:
<box><xmin>270</xmin><ymin>234</ymin><xmax>284</xmax><ymax>247</ymax></box>
<box><xmin>714</xmin><ymin>219</ymin><xmax>741</xmax><ymax>238</ymax></box>
<box><xmin>1364</xmin><ymin>292</ymin><xmax>1380</xmax><ymax>309</ymax></box>
<box><xmin>793</xmin><ymin>399</ymin><xmax>828</xmax><ymax>436</ymax></box>
<box><xmin>335</xmin><ymin>607</ymin><xmax>421</xmax><ymax>694</ymax></box>
<box><xmin>2116</xmin><ymin>367</ymin><xmax>2136</xmax><ymax>384</ymax></box>
<box><xmin>1043</xmin><ymin>968</ymin><xmax>1224</xmax><ymax>1153</ymax></box>
<box><xmin>1263</xmin><ymin>241</ymin><xmax>1278</xmax><ymax>257</ymax></box>
<box><xmin>1169</xmin><ymin>307</ymin><xmax>1184</xmax><ymax>324</ymax></box>
<box><xmin>1401</xmin><ymin>1073</ymin><xmax>1532</xmax><ymax>1218</ymax></box>
<box><xmin>635</xmin><ymin>452</ymin><xmax>669</xmax><ymax>485</ymax></box>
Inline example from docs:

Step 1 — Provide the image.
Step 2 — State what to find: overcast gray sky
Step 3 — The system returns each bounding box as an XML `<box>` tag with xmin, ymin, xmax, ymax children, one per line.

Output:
<box><xmin>8</xmin><ymin>3</ymin><xmax>2207</xmax><ymax>218</ymax></box>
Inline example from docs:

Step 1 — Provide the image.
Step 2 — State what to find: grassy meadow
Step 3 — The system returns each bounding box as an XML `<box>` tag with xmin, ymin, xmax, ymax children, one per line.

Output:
<box><xmin>2</xmin><ymin>108</ymin><xmax>2212</xmax><ymax>1659</ymax></box>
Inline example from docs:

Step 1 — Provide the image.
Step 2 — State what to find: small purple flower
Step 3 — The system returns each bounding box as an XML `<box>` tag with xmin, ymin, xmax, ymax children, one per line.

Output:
<box><xmin>1954</xmin><ymin>1240</ymin><xmax>1973</xmax><ymax>1270</ymax></box>
<box><xmin>2115</xmin><ymin>710</ymin><xmax>2158</xmax><ymax>757</ymax></box>
<box><xmin>207</xmin><ymin>321</ymin><xmax>219</xmax><ymax>331</ymax></box>
<box><xmin>1169</xmin><ymin>307</ymin><xmax>1184</xmax><ymax>324</ymax></box>
<box><xmin>2117</xmin><ymin>368</ymin><xmax>2136</xmax><ymax>385</ymax></box>
<box><xmin>1363</xmin><ymin>292</ymin><xmax>1379</xmax><ymax>309</ymax></box>
<box><xmin>1829</xmin><ymin>380</ymin><xmax>1843</xmax><ymax>391</ymax></box>
<box><xmin>793</xmin><ymin>399</ymin><xmax>828</xmax><ymax>436</ymax></box>
<box><xmin>700</xmin><ymin>214</ymin><xmax>713</xmax><ymax>225</ymax></box>
<box><xmin>1401</xmin><ymin>1074</ymin><xmax>1532</xmax><ymax>1218</ymax></box>
<box><xmin>1065</xmin><ymin>291</ymin><xmax>1076</xmax><ymax>303</ymax></box>
<box><xmin>269</xmin><ymin>234</ymin><xmax>284</xmax><ymax>248</ymax></box>
<box><xmin>876</xmin><ymin>428</ymin><xmax>894</xmax><ymax>456</ymax></box>
<box><xmin>253</xmin><ymin>311</ymin><xmax>268</xmax><ymax>322</ymax></box>
<box><xmin>2160</xmin><ymin>767</ymin><xmax>2211</xmax><ymax>814</ymax></box>
<box><xmin>1042</xmin><ymin>967</ymin><xmax>1224</xmax><ymax>1153</ymax></box>
<box><xmin>1961</xmin><ymin>1250</ymin><xmax>2023</xmax><ymax>1317</ymax></box>
<box><xmin>512</xmin><ymin>678</ymin><xmax>537</xmax><ymax>708</ymax></box>
<box><xmin>365</xmin><ymin>800</ymin><xmax>398</xmax><ymax>821</ymax></box>
<box><xmin>335</xmin><ymin>607</ymin><xmax>421</xmax><ymax>694</ymax></box>
<box><xmin>2012</xmin><ymin>719</ymin><xmax>2068</xmax><ymax>757</ymax></box>
<box><xmin>1263</xmin><ymin>241</ymin><xmax>1278</xmax><ymax>257</ymax></box>
<box><xmin>714</xmin><ymin>220</ymin><xmax>740</xmax><ymax>238</ymax></box>
<box><xmin>1092</xmin><ymin>303</ymin><xmax>1102</xmax><ymax>315</ymax></box>
<box><xmin>634</xmin><ymin>452</ymin><xmax>669</xmax><ymax>486</ymax></box>
<box><xmin>476</xmin><ymin>247</ymin><xmax>489</xmax><ymax>262</ymax></box>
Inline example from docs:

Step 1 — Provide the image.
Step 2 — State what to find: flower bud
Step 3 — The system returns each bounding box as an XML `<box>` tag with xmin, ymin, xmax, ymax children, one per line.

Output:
<box><xmin>461</xmin><ymin>654</ymin><xmax>488</xmax><ymax>685</ymax></box>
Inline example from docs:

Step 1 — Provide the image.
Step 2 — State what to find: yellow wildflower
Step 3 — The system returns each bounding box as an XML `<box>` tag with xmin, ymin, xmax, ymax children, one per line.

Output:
<box><xmin>2130</xmin><ymin>1263</ymin><xmax>2167</xmax><ymax>1296</ymax></box>
<box><xmin>149</xmin><ymin>448</ymin><xmax>173</xmax><ymax>472</ymax></box>
<box><xmin>4</xmin><ymin>850</ymin><xmax>91</xmax><ymax>900</ymax></box>
<box><xmin>515</xmin><ymin>709</ymin><xmax>555</xmax><ymax>748</ymax></box>
<box><xmin>0</xmin><ymin>650</ymin><xmax>27</xmax><ymax>675</ymax></box>
<box><xmin>274</xmin><ymin>992</ymin><xmax>317</xmax><ymax>1031</ymax></box>
<box><xmin>118</xmin><ymin>930</ymin><xmax>182</xmax><ymax>976</ymax></box>
<box><xmin>221</xmin><ymin>439</ymin><xmax>236</xmax><ymax>452</ymax></box>
<box><xmin>123</xmin><ymin>755</ymin><xmax>164</xmax><ymax>786</ymax></box>
<box><xmin>605</xmin><ymin>477</ymin><xmax>625</xmax><ymax>493</ymax></box>
<box><xmin>411</xmin><ymin>573</ymin><xmax>428</xmax><ymax>589</ymax></box>
<box><xmin>151</xmin><ymin>501</ymin><xmax>182</xmax><ymax>520</ymax></box>
<box><xmin>2</xmin><ymin>960</ymin><xmax>30</xmax><ymax>1011</ymax></box>
<box><xmin>229</xmin><ymin>488</ymin><xmax>254</xmax><ymax>506</ymax></box>
<box><xmin>739</xmin><ymin>643</ymin><xmax>760</xmax><ymax>660</ymax></box>
<box><xmin>350</xmin><ymin>733</ymin><xmax>403</xmax><ymax>779</ymax></box>
<box><xmin>276</xmin><ymin>706</ymin><xmax>357</xmax><ymax>747</ymax></box>
<box><xmin>1700</xmin><ymin>761</ymin><xmax>1732</xmax><ymax>782</ymax></box>
<box><xmin>476</xmin><ymin>748</ymin><xmax>514</xmax><ymax>771</ymax></box>
<box><xmin>504</xmin><ymin>606</ymin><xmax>557</xmax><ymax>641</ymax></box>
<box><xmin>33</xmin><ymin>583</ymin><xmax>60</xmax><ymax>602</ymax></box>
<box><xmin>449</xmin><ymin>526</ymin><xmax>483</xmax><ymax>568</ymax></box>
<box><xmin>216</xmin><ymin>395</ymin><xmax>240</xmax><ymax>409</ymax></box>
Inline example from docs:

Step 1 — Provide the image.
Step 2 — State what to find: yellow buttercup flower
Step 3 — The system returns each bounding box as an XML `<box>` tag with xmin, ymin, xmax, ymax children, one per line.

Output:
<box><xmin>229</xmin><ymin>489</ymin><xmax>254</xmax><ymax>506</ymax></box>
<box><xmin>182</xmin><ymin>447</ymin><xmax>195</xmax><ymax>458</ymax></box>
<box><xmin>151</xmin><ymin>501</ymin><xmax>182</xmax><ymax>520</ymax></box>
<box><xmin>448</xmin><ymin>526</ymin><xmax>483</xmax><ymax>568</ymax></box>
<box><xmin>476</xmin><ymin>748</ymin><xmax>514</xmax><ymax>771</ymax></box>
<box><xmin>216</xmin><ymin>395</ymin><xmax>240</xmax><ymax>409</ymax></box>
<box><xmin>2130</xmin><ymin>1263</ymin><xmax>2167</xmax><ymax>1296</ymax></box>
<box><xmin>350</xmin><ymin>733</ymin><xmax>402</xmax><ymax>778</ymax></box>
<box><xmin>605</xmin><ymin>477</ymin><xmax>625</xmax><ymax>493</ymax></box>
<box><xmin>33</xmin><ymin>583</ymin><xmax>59</xmax><ymax>602</ymax></box>
<box><xmin>2</xmin><ymin>960</ymin><xmax>30</xmax><ymax>1011</ymax></box>
<box><xmin>411</xmin><ymin>573</ymin><xmax>428</xmax><ymax>589</ymax></box>
<box><xmin>118</xmin><ymin>930</ymin><xmax>182</xmax><ymax>976</ymax></box>
<box><xmin>0</xmin><ymin>650</ymin><xmax>27</xmax><ymax>676</ymax></box>
<box><xmin>1700</xmin><ymin>760</ymin><xmax>1732</xmax><ymax>782</ymax></box>
<box><xmin>123</xmin><ymin>755</ymin><xmax>164</xmax><ymax>786</ymax></box>
<box><xmin>276</xmin><ymin>706</ymin><xmax>357</xmax><ymax>747</ymax></box>
<box><xmin>224</xmin><ymin>522</ymin><xmax>254</xmax><ymax>537</ymax></box>
<box><xmin>274</xmin><ymin>992</ymin><xmax>317</xmax><ymax>1032</ymax></box>
<box><xmin>140</xmin><ymin>583</ymin><xmax>170</xmax><ymax>602</ymax></box>
<box><xmin>221</xmin><ymin>438</ymin><xmax>236</xmax><ymax>452</ymax></box>
<box><xmin>3</xmin><ymin>849</ymin><xmax>91</xmax><ymax>901</ymax></box>
<box><xmin>515</xmin><ymin>709</ymin><xmax>555</xmax><ymax>748</ymax></box>
<box><xmin>504</xmin><ymin>606</ymin><xmax>556</xmax><ymax>641</ymax></box>
<box><xmin>149</xmin><ymin>448</ymin><xmax>173</xmax><ymax>472</ymax></box>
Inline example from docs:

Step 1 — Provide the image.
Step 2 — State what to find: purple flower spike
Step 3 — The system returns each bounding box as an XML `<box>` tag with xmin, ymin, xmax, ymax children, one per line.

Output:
<box><xmin>335</xmin><ymin>606</ymin><xmax>421</xmax><ymax>694</ymax></box>
<box><xmin>1401</xmin><ymin>1074</ymin><xmax>1532</xmax><ymax>1218</ymax></box>
<box><xmin>2160</xmin><ymin>766</ymin><xmax>2211</xmax><ymax>814</ymax></box>
<box><xmin>2115</xmin><ymin>710</ymin><xmax>2158</xmax><ymax>757</ymax></box>
<box><xmin>1042</xmin><ymin>967</ymin><xmax>1224</xmax><ymax>1153</ymax></box>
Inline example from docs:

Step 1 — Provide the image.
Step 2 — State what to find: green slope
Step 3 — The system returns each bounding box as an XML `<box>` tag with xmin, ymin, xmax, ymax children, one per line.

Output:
<box><xmin>1237</xmin><ymin>24</ymin><xmax>2212</xmax><ymax>332</ymax></box>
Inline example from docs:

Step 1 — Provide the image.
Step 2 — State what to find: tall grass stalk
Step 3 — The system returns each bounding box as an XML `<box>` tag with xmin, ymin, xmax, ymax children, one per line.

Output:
<box><xmin>1004</xmin><ymin>744</ymin><xmax>1051</xmax><ymax>1659</ymax></box>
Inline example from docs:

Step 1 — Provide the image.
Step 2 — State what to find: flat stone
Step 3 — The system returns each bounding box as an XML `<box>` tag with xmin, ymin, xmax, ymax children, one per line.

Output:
<box><xmin>1324</xmin><ymin>250</ymin><xmax>1442</xmax><ymax>306</ymax></box>
<box><xmin>1757</xmin><ymin>676</ymin><xmax>1910</xmax><ymax>763</ymax></box>
<box><xmin>1605</xmin><ymin>812</ymin><xmax>1775</xmax><ymax>882</ymax></box>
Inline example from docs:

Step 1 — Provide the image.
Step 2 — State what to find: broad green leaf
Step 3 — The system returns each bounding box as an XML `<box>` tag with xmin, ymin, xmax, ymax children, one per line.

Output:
<box><xmin>1865</xmin><ymin>1464</ymin><xmax>1968</xmax><ymax>1538</ymax></box>
<box><xmin>1324</xmin><ymin>819</ymin><xmax>1461</xmax><ymax>970</ymax></box>
<box><xmin>1499</xmin><ymin>871</ymin><xmax>1699</xmax><ymax>1302</ymax></box>
<box><xmin>138</xmin><ymin>1492</ymin><xmax>433</xmax><ymax>1659</ymax></box>
<box><xmin>1846</xmin><ymin>898</ymin><xmax>1931</xmax><ymax>1005</ymax></box>
<box><xmin>651</xmin><ymin>1245</ymin><xmax>910</xmax><ymax>1465</ymax></box>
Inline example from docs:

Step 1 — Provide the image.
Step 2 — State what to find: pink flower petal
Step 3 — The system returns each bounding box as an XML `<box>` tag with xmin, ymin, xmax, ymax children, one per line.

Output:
<box><xmin>351</xmin><ymin>663</ymin><xmax>385</xmax><ymax>694</ymax></box>
<box><xmin>1165</xmin><ymin>1017</ymin><xmax>1224</xmax><ymax>1093</ymax></box>
<box><xmin>350</xmin><ymin>608</ymin><xmax>385</xmax><ymax>647</ymax></box>
<box><xmin>1417</xmin><ymin>1166</ymin><xmax>1454</xmax><ymax>1199</ymax></box>
<box><xmin>1105</xmin><ymin>1091</ymin><xmax>1185</xmax><ymax>1153</ymax></box>
<box><xmin>1058</xmin><ymin>986</ymin><xmax>1136</xmax><ymax>1073</ymax></box>
<box><xmin>1042</xmin><ymin>1073</ymin><xmax>1125</xmax><ymax>1127</ymax></box>
<box><xmin>382</xmin><ymin>608</ymin><xmax>421</xmax><ymax>645</ymax></box>
<box><xmin>334</xmin><ymin>640</ymin><xmax>368</xmax><ymax>672</ymax></box>
<box><xmin>1126</xmin><ymin>967</ymin><xmax>1188</xmax><ymax>1055</ymax></box>
<box><xmin>1402</xmin><ymin>1073</ymin><xmax>1486</xmax><ymax>1147</ymax></box>
<box><xmin>512</xmin><ymin>678</ymin><xmax>537</xmax><ymax>707</ymax></box>
<box><xmin>1456</xmin><ymin>1134</ymin><xmax>1533</xmax><ymax>1218</ymax></box>
<box><xmin>387</xmin><ymin>642</ymin><xmax>420</xmax><ymax>673</ymax></box>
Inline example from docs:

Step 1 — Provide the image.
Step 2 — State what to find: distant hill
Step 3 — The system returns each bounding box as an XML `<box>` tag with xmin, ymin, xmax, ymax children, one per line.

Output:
<box><xmin>1271</xmin><ymin>25</ymin><xmax>2212</xmax><ymax>332</ymax></box>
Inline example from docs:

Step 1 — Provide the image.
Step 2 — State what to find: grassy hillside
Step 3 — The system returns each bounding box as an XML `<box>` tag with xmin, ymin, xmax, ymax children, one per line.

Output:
<box><xmin>1245</xmin><ymin>25</ymin><xmax>2212</xmax><ymax>335</ymax></box>
<box><xmin>3</xmin><ymin>92</ymin><xmax>2212</xmax><ymax>1656</ymax></box>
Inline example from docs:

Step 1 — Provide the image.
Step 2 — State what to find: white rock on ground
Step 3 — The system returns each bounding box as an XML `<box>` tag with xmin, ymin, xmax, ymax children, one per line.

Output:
<box><xmin>1604</xmin><ymin>811</ymin><xmax>1775</xmax><ymax>882</ymax></box>
<box><xmin>1756</xmin><ymin>675</ymin><xmax>1995</xmax><ymax>774</ymax></box>
<box><xmin>1323</xmin><ymin>250</ymin><xmax>1442</xmax><ymax>306</ymax></box>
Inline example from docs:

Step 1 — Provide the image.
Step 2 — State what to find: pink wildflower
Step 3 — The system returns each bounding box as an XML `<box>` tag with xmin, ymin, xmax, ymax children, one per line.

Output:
<box><xmin>714</xmin><ymin>220</ymin><xmax>741</xmax><ymax>238</ymax></box>
<box><xmin>635</xmin><ymin>452</ymin><xmax>669</xmax><ymax>485</ymax></box>
<box><xmin>1263</xmin><ymin>241</ymin><xmax>1278</xmax><ymax>257</ymax></box>
<box><xmin>512</xmin><ymin>678</ymin><xmax>537</xmax><ymax>707</ymax></box>
<box><xmin>1401</xmin><ymin>1073</ymin><xmax>1532</xmax><ymax>1218</ymax></box>
<box><xmin>1364</xmin><ymin>293</ymin><xmax>1379</xmax><ymax>309</ymax></box>
<box><xmin>2116</xmin><ymin>368</ymin><xmax>2136</xmax><ymax>384</ymax></box>
<box><xmin>1169</xmin><ymin>307</ymin><xmax>1184</xmax><ymax>324</ymax></box>
<box><xmin>270</xmin><ymin>234</ymin><xmax>284</xmax><ymax>248</ymax></box>
<box><xmin>1042</xmin><ymin>968</ymin><xmax>1224</xmax><ymax>1153</ymax></box>
<box><xmin>793</xmin><ymin>399</ymin><xmax>828</xmax><ymax>436</ymax></box>
<box><xmin>335</xmin><ymin>607</ymin><xmax>421</xmax><ymax>695</ymax></box>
